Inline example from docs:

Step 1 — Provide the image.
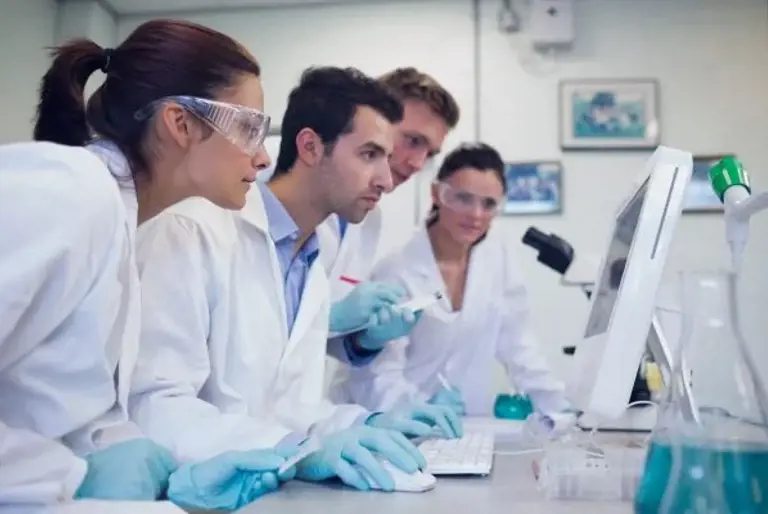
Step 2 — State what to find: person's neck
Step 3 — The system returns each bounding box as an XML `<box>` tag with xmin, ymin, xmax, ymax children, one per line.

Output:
<box><xmin>427</xmin><ymin>222</ymin><xmax>470</xmax><ymax>265</ymax></box>
<box><xmin>135</xmin><ymin>167</ymin><xmax>192</xmax><ymax>225</ymax></box>
<box><xmin>268</xmin><ymin>169</ymin><xmax>328</xmax><ymax>245</ymax></box>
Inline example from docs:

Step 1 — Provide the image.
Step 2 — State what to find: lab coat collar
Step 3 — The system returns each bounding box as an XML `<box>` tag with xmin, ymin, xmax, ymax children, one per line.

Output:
<box><xmin>408</xmin><ymin>225</ymin><xmax>442</xmax><ymax>281</ymax></box>
<box><xmin>86</xmin><ymin>139</ymin><xmax>138</xmax><ymax>232</ymax></box>
<box><xmin>256</xmin><ymin>182</ymin><xmax>320</xmax><ymax>264</ymax></box>
<box><xmin>240</xmin><ymin>182</ymin><xmax>271</xmax><ymax>233</ymax></box>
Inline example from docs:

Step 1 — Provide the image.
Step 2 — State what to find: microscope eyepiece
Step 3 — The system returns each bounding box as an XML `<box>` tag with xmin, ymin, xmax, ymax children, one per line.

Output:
<box><xmin>521</xmin><ymin>227</ymin><xmax>574</xmax><ymax>275</ymax></box>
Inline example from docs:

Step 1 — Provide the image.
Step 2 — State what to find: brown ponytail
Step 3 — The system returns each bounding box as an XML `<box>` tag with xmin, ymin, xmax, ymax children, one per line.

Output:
<box><xmin>33</xmin><ymin>39</ymin><xmax>106</xmax><ymax>146</ymax></box>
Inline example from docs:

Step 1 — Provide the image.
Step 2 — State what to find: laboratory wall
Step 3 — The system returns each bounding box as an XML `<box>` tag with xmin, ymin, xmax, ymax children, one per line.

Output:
<box><xmin>119</xmin><ymin>0</ymin><xmax>768</xmax><ymax>390</ymax></box>
<box><xmin>0</xmin><ymin>0</ymin><xmax>117</xmax><ymax>143</ymax></box>
<box><xmin>0</xmin><ymin>0</ymin><xmax>58</xmax><ymax>143</ymax></box>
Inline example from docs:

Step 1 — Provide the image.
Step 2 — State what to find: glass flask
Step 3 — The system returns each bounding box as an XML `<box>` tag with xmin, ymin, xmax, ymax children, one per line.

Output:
<box><xmin>634</xmin><ymin>270</ymin><xmax>768</xmax><ymax>514</ymax></box>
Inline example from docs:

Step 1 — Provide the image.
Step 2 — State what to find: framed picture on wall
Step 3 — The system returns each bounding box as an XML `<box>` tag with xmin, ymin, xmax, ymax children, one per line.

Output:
<box><xmin>683</xmin><ymin>154</ymin><xmax>731</xmax><ymax>213</ymax></box>
<box><xmin>503</xmin><ymin>161</ymin><xmax>563</xmax><ymax>215</ymax></box>
<box><xmin>559</xmin><ymin>79</ymin><xmax>660</xmax><ymax>150</ymax></box>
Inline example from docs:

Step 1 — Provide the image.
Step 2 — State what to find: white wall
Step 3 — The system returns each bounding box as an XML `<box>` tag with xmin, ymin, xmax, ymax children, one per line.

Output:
<box><xmin>0</xmin><ymin>0</ymin><xmax>117</xmax><ymax>143</ymax></box>
<box><xmin>56</xmin><ymin>0</ymin><xmax>118</xmax><ymax>96</ymax></box>
<box><xmin>120</xmin><ymin>0</ymin><xmax>768</xmax><ymax>393</ymax></box>
<box><xmin>56</xmin><ymin>0</ymin><xmax>117</xmax><ymax>47</ymax></box>
<box><xmin>477</xmin><ymin>0</ymin><xmax>768</xmax><ymax>381</ymax></box>
<box><xmin>0</xmin><ymin>0</ymin><xmax>58</xmax><ymax>143</ymax></box>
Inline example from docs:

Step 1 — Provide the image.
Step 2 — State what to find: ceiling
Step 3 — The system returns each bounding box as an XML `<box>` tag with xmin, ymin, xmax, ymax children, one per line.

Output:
<box><xmin>97</xmin><ymin>0</ymin><xmax>377</xmax><ymax>16</ymax></box>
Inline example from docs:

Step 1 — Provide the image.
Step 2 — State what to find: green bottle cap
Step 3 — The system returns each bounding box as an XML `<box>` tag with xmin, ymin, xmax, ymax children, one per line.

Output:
<box><xmin>708</xmin><ymin>156</ymin><xmax>751</xmax><ymax>202</ymax></box>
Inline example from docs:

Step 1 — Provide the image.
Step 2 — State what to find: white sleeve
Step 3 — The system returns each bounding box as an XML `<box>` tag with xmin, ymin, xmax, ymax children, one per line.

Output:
<box><xmin>130</xmin><ymin>213</ymin><xmax>292</xmax><ymax>464</ymax></box>
<box><xmin>326</xmin><ymin>336</ymin><xmax>351</xmax><ymax>364</ymax></box>
<box><xmin>344</xmin><ymin>335</ymin><xmax>426</xmax><ymax>411</ymax></box>
<box><xmin>0</xmin><ymin>145</ymin><xmax>128</xmax><ymax>454</ymax></box>
<box><xmin>495</xmin><ymin>252</ymin><xmax>569</xmax><ymax>415</ymax></box>
<box><xmin>0</xmin><ymin>422</ymin><xmax>87</xmax><ymax>505</ymax></box>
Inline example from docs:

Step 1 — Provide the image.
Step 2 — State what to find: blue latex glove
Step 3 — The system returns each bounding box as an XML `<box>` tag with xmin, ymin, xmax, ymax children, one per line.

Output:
<box><xmin>294</xmin><ymin>426</ymin><xmax>425</xmax><ymax>492</ymax></box>
<box><xmin>367</xmin><ymin>403</ymin><xmax>463</xmax><ymax>439</ymax></box>
<box><xmin>75</xmin><ymin>438</ymin><xmax>177</xmax><ymax>501</ymax></box>
<box><xmin>357</xmin><ymin>307</ymin><xmax>422</xmax><ymax>351</ymax></box>
<box><xmin>167</xmin><ymin>447</ymin><xmax>296</xmax><ymax>510</ymax></box>
<box><xmin>329</xmin><ymin>282</ymin><xmax>406</xmax><ymax>335</ymax></box>
<box><xmin>428</xmin><ymin>387</ymin><xmax>467</xmax><ymax>417</ymax></box>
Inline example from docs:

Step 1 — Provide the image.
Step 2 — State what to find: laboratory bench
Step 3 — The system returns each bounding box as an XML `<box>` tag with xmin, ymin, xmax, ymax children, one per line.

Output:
<box><xmin>23</xmin><ymin>418</ymin><xmax>651</xmax><ymax>514</ymax></box>
<box><xmin>235</xmin><ymin>446</ymin><xmax>635</xmax><ymax>514</ymax></box>
<box><xmin>235</xmin><ymin>417</ymin><xmax>650</xmax><ymax>514</ymax></box>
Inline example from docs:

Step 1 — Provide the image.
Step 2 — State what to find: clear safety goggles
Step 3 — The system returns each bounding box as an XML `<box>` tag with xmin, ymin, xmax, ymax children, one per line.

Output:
<box><xmin>134</xmin><ymin>95</ymin><xmax>271</xmax><ymax>157</ymax></box>
<box><xmin>436</xmin><ymin>182</ymin><xmax>503</xmax><ymax>216</ymax></box>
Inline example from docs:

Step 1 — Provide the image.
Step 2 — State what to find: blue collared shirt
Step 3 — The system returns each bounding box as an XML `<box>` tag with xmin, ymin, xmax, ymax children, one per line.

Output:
<box><xmin>258</xmin><ymin>182</ymin><xmax>319</xmax><ymax>334</ymax></box>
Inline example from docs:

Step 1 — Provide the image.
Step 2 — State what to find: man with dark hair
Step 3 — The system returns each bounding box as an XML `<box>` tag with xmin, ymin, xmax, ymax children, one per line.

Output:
<box><xmin>270</xmin><ymin>66</ymin><xmax>401</xmax><ymax>223</ymax></box>
<box><xmin>322</xmin><ymin>67</ymin><xmax>461</xmax><ymax>369</ymax></box>
<box><xmin>133</xmin><ymin>66</ymin><xmax>461</xmax><ymax>497</ymax></box>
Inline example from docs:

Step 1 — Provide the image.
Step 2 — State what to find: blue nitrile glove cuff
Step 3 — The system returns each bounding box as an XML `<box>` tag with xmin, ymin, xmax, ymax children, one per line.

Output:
<box><xmin>75</xmin><ymin>438</ymin><xmax>177</xmax><ymax>501</ymax></box>
<box><xmin>343</xmin><ymin>334</ymin><xmax>381</xmax><ymax>366</ymax></box>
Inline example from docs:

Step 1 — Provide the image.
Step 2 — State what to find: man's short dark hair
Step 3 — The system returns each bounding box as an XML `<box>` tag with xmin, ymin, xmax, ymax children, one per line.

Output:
<box><xmin>273</xmin><ymin>66</ymin><xmax>404</xmax><ymax>175</ymax></box>
<box><xmin>378</xmin><ymin>67</ymin><xmax>460</xmax><ymax>128</ymax></box>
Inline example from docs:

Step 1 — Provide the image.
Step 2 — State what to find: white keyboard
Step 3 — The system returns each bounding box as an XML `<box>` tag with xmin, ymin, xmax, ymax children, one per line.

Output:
<box><xmin>418</xmin><ymin>432</ymin><xmax>495</xmax><ymax>475</ymax></box>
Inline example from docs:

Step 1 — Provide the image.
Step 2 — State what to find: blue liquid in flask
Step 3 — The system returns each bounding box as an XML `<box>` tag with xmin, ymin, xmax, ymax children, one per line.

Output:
<box><xmin>635</xmin><ymin>437</ymin><xmax>768</xmax><ymax>514</ymax></box>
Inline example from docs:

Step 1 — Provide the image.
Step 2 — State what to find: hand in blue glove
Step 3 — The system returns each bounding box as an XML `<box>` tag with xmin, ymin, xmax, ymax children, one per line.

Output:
<box><xmin>367</xmin><ymin>403</ymin><xmax>463</xmax><ymax>439</ymax></box>
<box><xmin>75</xmin><ymin>438</ymin><xmax>177</xmax><ymax>501</ymax></box>
<box><xmin>167</xmin><ymin>446</ymin><xmax>297</xmax><ymax>511</ymax></box>
<box><xmin>293</xmin><ymin>426</ymin><xmax>426</xmax><ymax>492</ymax></box>
<box><xmin>329</xmin><ymin>282</ymin><xmax>406</xmax><ymax>334</ymax></box>
<box><xmin>428</xmin><ymin>387</ymin><xmax>467</xmax><ymax>417</ymax></box>
<box><xmin>357</xmin><ymin>307</ymin><xmax>422</xmax><ymax>351</ymax></box>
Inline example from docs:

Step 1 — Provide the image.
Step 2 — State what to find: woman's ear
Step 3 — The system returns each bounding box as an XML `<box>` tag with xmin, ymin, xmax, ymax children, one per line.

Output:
<box><xmin>156</xmin><ymin>103</ymin><xmax>197</xmax><ymax>149</ymax></box>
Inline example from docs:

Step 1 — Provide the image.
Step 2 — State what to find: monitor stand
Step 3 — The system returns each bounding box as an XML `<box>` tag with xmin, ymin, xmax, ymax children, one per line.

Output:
<box><xmin>577</xmin><ymin>312</ymin><xmax>696</xmax><ymax>432</ymax></box>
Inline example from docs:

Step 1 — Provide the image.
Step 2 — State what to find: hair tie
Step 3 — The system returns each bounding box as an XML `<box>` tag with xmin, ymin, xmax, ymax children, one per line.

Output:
<box><xmin>101</xmin><ymin>48</ymin><xmax>114</xmax><ymax>73</ymax></box>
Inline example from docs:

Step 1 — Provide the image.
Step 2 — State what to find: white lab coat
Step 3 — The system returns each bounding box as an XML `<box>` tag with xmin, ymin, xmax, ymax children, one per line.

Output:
<box><xmin>330</xmin><ymin>226</ymin><xmax>569</xmax><ymax>416</ymax></box>
<box><xmin>0</xmin><ymin>142</ymin><xmax>141</xmax><ymax>504</ymax></box>
<box><xmin>317</xmin><ymin>209</ymin><xmax>383</xmax><ymax>362</ymax></box>
<box><xmin>129</xmin><ymin>186</ymin><xmax>368</xmax><ymax>464</ymax></box>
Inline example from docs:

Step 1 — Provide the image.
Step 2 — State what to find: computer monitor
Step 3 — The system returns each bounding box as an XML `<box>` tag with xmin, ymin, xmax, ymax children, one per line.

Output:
<box><xmin>568</xmin><ymin>146</ymin><xmax>693</xmax><ymax>420</ymax></box>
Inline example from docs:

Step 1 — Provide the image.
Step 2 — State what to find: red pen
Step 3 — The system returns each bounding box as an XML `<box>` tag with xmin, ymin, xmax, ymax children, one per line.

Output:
<box><xmin>340</xmin><ymin>275</ymin><xmax>361</xmax><ymax>285</ymax></box>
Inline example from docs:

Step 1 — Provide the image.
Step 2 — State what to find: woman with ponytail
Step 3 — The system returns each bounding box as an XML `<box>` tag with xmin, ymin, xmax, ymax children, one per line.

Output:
<box><xmin>333</xmin><ymin>143</ymin><xmax>570</xmax><ymax>420</ymax></box>
<box><xmin>0</xmin><ymin>19</ymin><xmax>291</xmax><ymax>509</ymax></box>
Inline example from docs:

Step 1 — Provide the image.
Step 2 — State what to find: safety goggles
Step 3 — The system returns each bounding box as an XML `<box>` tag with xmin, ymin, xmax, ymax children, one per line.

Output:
<box><xmin>134</xmin><ymin>95</ymin><xmax>271</xmax><ymax>157</ymax></box>
<box><xmin>436</xmin><ymin>182</ymin><xmax>503</xmax><ymax>216</ymax></box>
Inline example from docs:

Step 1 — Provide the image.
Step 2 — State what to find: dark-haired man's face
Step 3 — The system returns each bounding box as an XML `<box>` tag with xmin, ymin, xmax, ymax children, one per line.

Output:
<box><xmin>320</xmin><ymin>106</ymin><xmax>395</xmax><ymax>223</ymax></box>
<box><xmin>390</xmin><ymin>100</ymin><xmax>450</xmax><ymax>188</ymax></box>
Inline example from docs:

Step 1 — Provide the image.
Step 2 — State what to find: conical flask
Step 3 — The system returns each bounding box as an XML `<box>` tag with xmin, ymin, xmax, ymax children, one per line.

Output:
<box><xmin>634</xmin><ymin>270</ymin><xmax>768</xmax><ymax>514</ymax></box>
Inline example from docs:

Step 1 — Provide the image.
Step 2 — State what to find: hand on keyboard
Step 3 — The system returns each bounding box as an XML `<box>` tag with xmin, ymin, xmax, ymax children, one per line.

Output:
<box><xmin>428</xmin><ymin>387</ymin><xmax>466</xmax><ymax>417</ymax></box>
<box><xmin>417</xmin><ymin>432</ymin><xmax>495</xmax><ymax>476</ymax></box>
<box><xmin>367</xmin><ymin>403</ymin><xmax>463</xmax><ymax>439</ymax></box>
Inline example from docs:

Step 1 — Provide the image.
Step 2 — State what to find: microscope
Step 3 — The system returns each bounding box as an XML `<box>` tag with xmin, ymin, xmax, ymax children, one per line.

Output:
<box><xmin>522</xmin><ymin>227</ymin><xmax>653</xmax><ymax>404</ymax></box>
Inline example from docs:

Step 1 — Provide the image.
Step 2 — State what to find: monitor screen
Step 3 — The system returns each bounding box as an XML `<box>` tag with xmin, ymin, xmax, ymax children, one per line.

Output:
<box><xmin>584</xmin><ymin>178</ymin><xmax>649</xmax><ymax>338</ymax></box>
